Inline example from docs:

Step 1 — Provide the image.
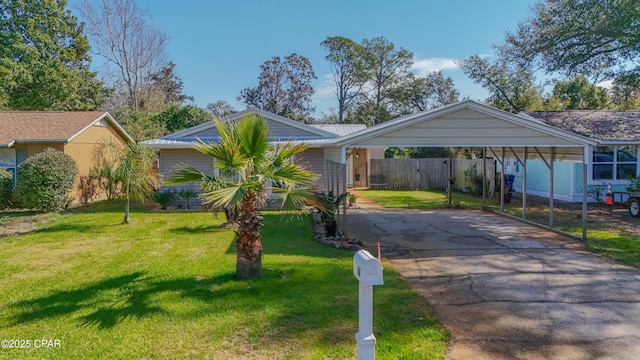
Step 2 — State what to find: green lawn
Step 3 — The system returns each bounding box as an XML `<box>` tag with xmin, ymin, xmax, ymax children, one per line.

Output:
<box><xmin>356</xmin><ymin>189</ymin><xmax>490</xmax><ymax>209</ymax></box>
<box><xmin>0</xmin><ymin>201</ymin><xmax>448</xmax><ymax>359</ymax></box>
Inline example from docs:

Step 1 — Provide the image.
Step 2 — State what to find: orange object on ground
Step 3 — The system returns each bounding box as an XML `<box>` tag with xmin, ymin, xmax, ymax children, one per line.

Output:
<box><xmin>606</xmin><ymin>182</ymin><xmax>614</xmax><ymax>205</ymax></box>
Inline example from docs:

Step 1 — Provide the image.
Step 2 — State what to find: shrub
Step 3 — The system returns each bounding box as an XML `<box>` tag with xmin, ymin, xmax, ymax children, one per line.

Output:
<box><xmin>313</xmin><ymin>191</ymin><xmax>348</xmax><ymax>237</ymax></box>
<box><xmin>16</xmin><ymin>148</ymin><xmax>78</xmax><ymax>212</ymax></box>
<box><xmin>587</xmin><ymin>184</ymin><xmax>607</xmax><ymax>203</ymax></box>
<box><xmin>151</xmin><ymin>191</ymin><xmax>173</xmax><ymax>210</ymax></box>
<box><xmin>178</xmin><ymin>188</ymin><xmax>198</xmax><ymax>209</ymax></box>
<box><xmin>77</xmin><ymin>175</ymin><xmax>100</xmax><ymax>205</ymax></box>
<box><xmin>0</xmin><ymin>167</ymin><xmax>13</xmax><ymax>207</ymax></box>
<box><xmin>627</xmin><ymin>176</ymin><xmax>640</xmax><ymax>192</ymax></box>
<box><xmin>90</xmin><ymin>162</ymin><xmax>120</xmax><ymax>200</ymax></box>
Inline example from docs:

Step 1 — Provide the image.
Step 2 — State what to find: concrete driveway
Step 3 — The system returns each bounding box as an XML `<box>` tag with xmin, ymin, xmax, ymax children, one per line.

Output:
<box><xmin>344</xmin><ymin>203</ymin><xmax>640</xmax><ymax>359</ymax></box>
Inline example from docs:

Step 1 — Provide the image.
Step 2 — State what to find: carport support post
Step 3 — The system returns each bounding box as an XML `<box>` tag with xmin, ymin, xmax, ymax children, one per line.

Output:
<box><xmin>522</xmin><ymin>147</ymin><xmax>527</xmax><ymax>220</ymax></box>
<box><xmin>447</xmin><ymin>157</ymin><xmax>452</xmax><ymax>206</ymax></box>
<box><xmin>500</xmin><ymin>147</ymin><xmax>505</xmax><ymax>212</ymax></box>
<box><xmin>342</xmin><ymin>160</ymin><xmax>347</xmax><ymax>235</ymax></box>
<box><xmin>549</xmin><ymin>148</ymin><xmax>555</xmax><ymax>228</ymax></box>
<box><xmin>482</xmin><ymin>147</ymin><xmax>487</xmax><ymax>206</ymax></box>
<box><xmin>582</xmin><ymin>146</ymin><xmax>588</xmax><ymax>240</ymax></box>
<box><xmin>340</xmin><ymin>147</ymin><xmax>348</xmax><ymax>237</ymax></box>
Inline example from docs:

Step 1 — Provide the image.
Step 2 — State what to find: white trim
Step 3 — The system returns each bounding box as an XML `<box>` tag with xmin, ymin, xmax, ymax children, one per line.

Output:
<box><xmin>67</xmin><ymin>112</ymin><xmax>135</xmax><ymax>143</ymax></box>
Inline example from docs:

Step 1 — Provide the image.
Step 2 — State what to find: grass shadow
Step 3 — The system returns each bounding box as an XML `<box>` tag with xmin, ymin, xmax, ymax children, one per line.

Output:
<box><xmin>33</xmin><ymin>223</ymin><xmax>102</xmax><ymax>234</ymax></box>
<box><xmin>10</xmin><ymin>271</ymin><xmax>240</xmax><ymax>330</ymax></box>
<box><xmin>0</xmin><ymin>209</ymin><xmax>41</xmax><ymax>220</ymax></box>
<box><xmin>170</xmin><ymin>224</ymin><xmax>230</xmax><ymax>234</ymax></box>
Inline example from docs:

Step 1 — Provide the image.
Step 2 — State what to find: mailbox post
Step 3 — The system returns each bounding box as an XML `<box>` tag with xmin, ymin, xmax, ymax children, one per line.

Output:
<box><xmin>353</xmin><ymin>250</ymin><xmax>384</xmax><ymax>360</ymax></box>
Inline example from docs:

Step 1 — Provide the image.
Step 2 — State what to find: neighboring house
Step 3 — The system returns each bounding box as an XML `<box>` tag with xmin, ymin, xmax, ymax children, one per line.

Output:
<box><xmin>141</xmin><ymin>108</ymin><xmax>378</xmax><ymax>191</ymax></box>
<box><xmin>0</xmin><ymin>111</ymin><xmax>134</xmax><ymax>200</ymax></box>
<box><xmin>509</xmin><ymin>110</ymin><xmax>640</xmax><ymax>202</ymax></box>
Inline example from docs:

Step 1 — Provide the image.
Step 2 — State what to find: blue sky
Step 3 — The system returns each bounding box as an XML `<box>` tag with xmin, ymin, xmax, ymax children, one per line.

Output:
<box><xmin>72</xmin><ymin>0</ymin><xmax>539</xmax><ymax>116</ymax></box>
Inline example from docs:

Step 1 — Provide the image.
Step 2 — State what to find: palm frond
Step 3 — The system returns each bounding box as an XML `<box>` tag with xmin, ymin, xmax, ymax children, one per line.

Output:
<box><xmin>312</xmin><ymin>191</ymin><xmax>348</xmax><ymax>220</ymax></box>
<box><xmin>193</xmin><ymin>139</ymin><xmax>246</xmax><ymax>172</ymax></box>
<box><xmin>237</xmin><ymin>114</ymin><xmax>270</xmax><ymax>162</ymax></box>
<box><xmin>272</xmin><ymin>142</ymin><xmax>309</xmax><ymax>166</ymax></box>
<box><xmin>201</xmin><ymin>186</ymin><xmax>248</xmax><ymax>208</ymax></box>
<box><xmin>272</xmin><ymin>185</ymin><xmax>316</xmax><ymax>210</ymax></box>
<box><xmin>165</xmin><ymin>165</ymin><xmax>210</xmax><ymax>185</ymax></box>
<box><xmin>118</xmin><ymin>143</ymin><xmax>158</xmax><ymax>202</ymax></box>
<box><xmin>272</xmin><ymin>163</ymin><xmax>317</xmax><ymax>185</ymax></box>
<box><xmin>200</xmin><ymin>177</ymin><xmax>236</xmax><ymax>192</ymax></box>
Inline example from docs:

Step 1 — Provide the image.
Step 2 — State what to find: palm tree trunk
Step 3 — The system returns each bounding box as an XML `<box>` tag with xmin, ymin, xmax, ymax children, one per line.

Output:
<box><xmin>235</xmin><ymin>191</ymin><xmax>263</xmax><ymax>279</ymax></box>
<box><xmin>124</xmin><ymin>197</ymin><xmax>130</xmax><ymax>224</ymax></box>
<box><xmin>123</xmin><ymin>182</ymin><xmax>130</xmax><ymax>224</ymax></box>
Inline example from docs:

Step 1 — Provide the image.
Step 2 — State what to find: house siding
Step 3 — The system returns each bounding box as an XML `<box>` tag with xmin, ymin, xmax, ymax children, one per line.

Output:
<box><xmin>65</xmin><ymin>124</ymin><xmax>128</xmax><ymax>177</ymax></box>
<box><xmin>323</xmin><ymin>147</ymin><xmax>343</xmax><ymax>163</ymax></box>
<box><xmin>24</xmin><ymin>144</ymin><xmax>64</xmax><ymax>157</ymax></box>
<box><xmin>265</xmin><ymin>119</ymin><xmax>321</xmax><ymax>138</ymax></box>
<box><xmin>512</xmin><ymin>160</ymin><xmax>574</xmax><ymax>201</ymax></box>
<box><xmin>296</xmin><ymin>148</ymin><xmax>324</xmax><ymax>190</ymax></box>
<box><xmin>159</xmin><ymin>149</ymin><xmax>215</xmax><ymax>189</ymax></box>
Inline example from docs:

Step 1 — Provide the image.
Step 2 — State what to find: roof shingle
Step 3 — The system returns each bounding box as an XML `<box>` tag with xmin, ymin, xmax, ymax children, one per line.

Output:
<box><xmin>524</xmin><ymin>110</ymin><xmax>640</xmax><ymax>142</ymax></box>
<box><xmin>0</xmin><ymin>111</ymin><xmax>109</xmax><ymax>146</ymax></box>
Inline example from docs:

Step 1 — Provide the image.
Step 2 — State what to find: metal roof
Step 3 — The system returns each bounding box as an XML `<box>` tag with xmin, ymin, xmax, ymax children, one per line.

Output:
<box><xmin>142</xmin><ymin>111</ymin><xmax>367</xmax><ymax>149</ymax></box>
<box><xmin>311</xmin><ymin>124</ymin><xmax>367</xmax><ymax>136</ymax></box>
<box><xmin>141</xmin><ymin>136</ymin><xmax>336</xmax><ymax>149</ymax></box>
<box><xmin>332</xmin><ymin>100</ymin><xmax>597</xmax><ymax>148</ymax></box>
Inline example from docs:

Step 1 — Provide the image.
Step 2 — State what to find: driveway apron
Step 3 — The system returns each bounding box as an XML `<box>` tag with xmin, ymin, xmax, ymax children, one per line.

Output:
<box><xmin>344</xmin><ymin>203</ymin><xmax>640</xmax><ymax>359</ymax></box>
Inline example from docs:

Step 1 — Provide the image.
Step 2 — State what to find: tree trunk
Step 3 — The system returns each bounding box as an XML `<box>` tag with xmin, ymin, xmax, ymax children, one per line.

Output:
<box><xmin>124</xmin><ymin>192</ymin><xmax>131</xmax><ymax>224</ymax></box>
<box><xmin>235</xmin><ymin>191</ymin><xmax>263</xmax><ymax>279</ymax></box>
<box><xmin>224</xmin><ymin>206</ymin><xmax>239</xmax><ymax>224</ymax></box>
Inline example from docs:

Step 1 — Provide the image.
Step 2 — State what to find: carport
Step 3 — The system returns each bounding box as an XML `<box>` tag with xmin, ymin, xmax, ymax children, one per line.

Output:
<box><xmin>324</xmin><ymin>100</ymin><xmax>598</xmax><ymax>239</ymax></box>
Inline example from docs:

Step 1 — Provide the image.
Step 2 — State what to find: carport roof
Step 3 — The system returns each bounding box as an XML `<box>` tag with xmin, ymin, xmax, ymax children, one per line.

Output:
<box><xmin>332</xmin><ymin>100</ymin><xmax>597</xmax><ymax>149</ymax></box>
<box><xmin>326</xmin><ymin>100</ymin><xmax>599</xmax><ymax>162</ymax></box>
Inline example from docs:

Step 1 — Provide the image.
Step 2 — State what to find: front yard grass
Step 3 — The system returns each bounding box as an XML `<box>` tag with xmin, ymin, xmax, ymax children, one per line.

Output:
<box><xmin>356</xmin><ymin>189</ymin><xmax>488</xmax><ymax>209</ymax></box>
<box><xmin>357</xmin><ymin>189</ymin><xmax>640</xmax><ymax>268</ymax></box>
<box><xmin>0</xmin><ymin>201</ymin><xmax>448</xmax><ymax>359</ymax></box>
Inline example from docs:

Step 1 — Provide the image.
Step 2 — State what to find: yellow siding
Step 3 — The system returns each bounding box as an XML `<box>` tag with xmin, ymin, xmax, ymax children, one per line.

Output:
<box><xmin>66</xmin><ymin>124</ymin><xmax>128</xmax><ymax>177</ymax></box>
<box><xmin>65</xmin><ymin>124</ymin><xmax>130</xmax><ymax>204</ymax></box>
<box><xmin>25</xmin><ymin>144</ymin><xmax>64</xmax><ymax>157</ymax></box>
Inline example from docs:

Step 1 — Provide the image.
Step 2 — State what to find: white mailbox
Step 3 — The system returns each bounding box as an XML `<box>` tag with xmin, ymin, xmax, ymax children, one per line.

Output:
<box><xmin>353</xmin><ymin>250</ymin><xmax>383</xmax><ymax>286</ymax></box>
<box><xmin>353</xmin><ymin>250</ymin><xmax>383</xmax><ymax>360</ymax></box>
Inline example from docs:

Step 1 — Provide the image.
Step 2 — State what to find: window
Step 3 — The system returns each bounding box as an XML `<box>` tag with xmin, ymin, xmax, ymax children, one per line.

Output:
<box><xmin>0</xmin><ymin>149</ymin><xmax>16</xmax><ymax>185</ymax></box>
<box><xmin>593</xmin><ymin>146</ymin><xmax>638</xmax><ymax>180</ymax></box>
<box><xmin>617</xmin><ymin>146</ymin><xmax>637</xmax><ymax>179</ymax></box>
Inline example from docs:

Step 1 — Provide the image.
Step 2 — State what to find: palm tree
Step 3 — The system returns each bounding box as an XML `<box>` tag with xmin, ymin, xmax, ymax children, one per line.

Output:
<box><xmin>93</xmin><ymin>140</ymin><xmax>158</xmax><ymax>224</ymax></box>
<box><xmin>170</xmin><ymin>114</ymin><xmax>317</xmax><ymax>279</ymax></box>
<box><xmin>168</xmin><ymin>165</ymin><xmax>239</xmax><ymax>227</ymax></box>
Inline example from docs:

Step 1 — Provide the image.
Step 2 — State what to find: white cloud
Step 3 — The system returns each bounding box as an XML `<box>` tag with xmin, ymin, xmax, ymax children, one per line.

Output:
<box><xmin>410</xmin><ymin>57</ymin><xmax>460</xmax><ymax>76</ymax></box>
<box><xmin>597</xmin><ymin>79</ymin><xmax>614</xmax><ymax>89</ymax></box>
<box><xmin>314</xmin><ymin>73</ymin><xmax>336</xmax><ymax>99</ymax></box>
